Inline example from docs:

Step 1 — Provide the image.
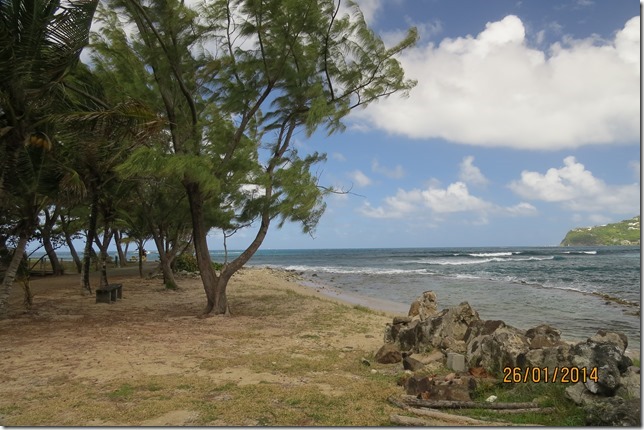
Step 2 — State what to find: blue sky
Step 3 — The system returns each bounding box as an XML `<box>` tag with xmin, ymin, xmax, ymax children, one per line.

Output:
<box><xmin>212</xmin><ymin>0</ymin><xmax>640</xmax><ymax>250</ymax></box>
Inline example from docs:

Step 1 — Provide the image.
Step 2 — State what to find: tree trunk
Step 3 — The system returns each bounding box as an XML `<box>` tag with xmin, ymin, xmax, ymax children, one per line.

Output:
<box><xmin>93</xmin><ymin>222</ymin><xmax>113</xmax><ymax>288</ymax></box>
<box><xmin>113</xmin><ymin>229</ymin><xmax>127</xmax><ymax>267</ymax></box>
<box><xmin>81</xmin><ymin>192</ymin><xmax>99</xmax><ymax>294</ymax></box>
<box><xmin>42</xmin><ymin>234</ymin><xmax>64</xmax><ymax>275</ymax></box>
<box><xmin>137</xmin><ymin>239</ymin><xmax>144</xmax><ymax>278</ymax></box>
<box><xmin>185</xmin><ymin>175</ymin><xmax>275</xmax><ymax>316</ymax></box>
<box><xmin>152</xmin><ymin>232</ymin><xmax>177</xmax><ymax>289</ymax></box>
<box><xmin>60</xmin><ymin>213</ymin><xmax>82</xmax><ymax>273</ymax></box>
<box><xmin>185</xmin><ymin>182</ymin><xmax>220</xmax><ymax>314</ymax></box>
<box><xmin>0</xmin><ymin>234</ymin><xmax>28</xmax><ymax>318</ymax></box>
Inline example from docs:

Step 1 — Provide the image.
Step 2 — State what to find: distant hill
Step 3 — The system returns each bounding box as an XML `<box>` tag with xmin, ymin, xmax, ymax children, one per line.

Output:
<box><xmin>560</xmin><ymin>216</ymin><xmax>640</xmax><ymax>246</ymax></box>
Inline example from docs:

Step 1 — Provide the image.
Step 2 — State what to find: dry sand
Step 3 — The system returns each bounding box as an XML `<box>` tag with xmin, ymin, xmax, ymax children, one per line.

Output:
<box><xmin>0</xmin><ymin>264</ymin><xmax>434</xmax><ymax>426</ymax></box>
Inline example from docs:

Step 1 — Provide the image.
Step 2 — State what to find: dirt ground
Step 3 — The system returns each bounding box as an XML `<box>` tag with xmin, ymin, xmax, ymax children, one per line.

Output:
<box><xmin>0</xmin><ymin>264</ymin><xmax>432</xmax><ymax>426</ymax></box>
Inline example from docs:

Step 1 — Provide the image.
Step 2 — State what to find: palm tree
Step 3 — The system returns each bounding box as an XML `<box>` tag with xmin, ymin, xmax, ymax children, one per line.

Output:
<box><xmin>0</xmin><ymin>0</ymin><xmax>97</xmax><ymax>317</ymax></box>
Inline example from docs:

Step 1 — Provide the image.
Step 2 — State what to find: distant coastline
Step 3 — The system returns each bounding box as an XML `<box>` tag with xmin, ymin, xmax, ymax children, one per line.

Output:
<box><xmin>560</xmin><ymin>216</ymin><xmax>640</xmax><ymax>246</ymax></box>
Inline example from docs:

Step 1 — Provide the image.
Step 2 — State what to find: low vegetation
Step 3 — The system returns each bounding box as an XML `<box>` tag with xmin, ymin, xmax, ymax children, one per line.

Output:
<box><xmin>560</xmin><ymin>216</ymin><xmax>640</xmax><ymax>246</ymax></box>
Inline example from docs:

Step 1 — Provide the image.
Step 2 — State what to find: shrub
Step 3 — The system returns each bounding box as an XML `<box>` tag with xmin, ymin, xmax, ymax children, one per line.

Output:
<box><xmin>174</xmin><ymin>253</ymin><xmax>198</xmax><ymax>273</ymax></box>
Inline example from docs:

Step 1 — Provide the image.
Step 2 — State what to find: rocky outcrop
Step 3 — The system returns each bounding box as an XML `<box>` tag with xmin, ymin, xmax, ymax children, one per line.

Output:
<box><xmin>465</xmin><ymin>321</ymin><xmax>529</xmax><ymax>374</ymax></box>
<box><xmin>379</xmin><ymin>291</ymin><xmax>640</xmax><ymax>423</ymax></box>
<box><xmin>407</xmin><ymin>291</ymin><xmax>439</xmax><ymax>321</ymax></box>
<box><xmin>388</xmin><ymin>300</ymin><xmax>481</xmax><ymax>354</ymax></box>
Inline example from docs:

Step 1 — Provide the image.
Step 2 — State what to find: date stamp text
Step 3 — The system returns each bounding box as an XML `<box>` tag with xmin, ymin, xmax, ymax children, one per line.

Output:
<box><xmin>502</xmin><ymin>367</ymin><xmax>599</xmax><ymax>384</ymax></box>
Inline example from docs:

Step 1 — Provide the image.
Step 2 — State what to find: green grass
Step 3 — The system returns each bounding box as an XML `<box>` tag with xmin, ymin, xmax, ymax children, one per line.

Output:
<box><xmin>108</xmin><ymin>383</ymin><xmax>135</xmax><ymax>400</ymax></box>
<box><xmin>466</xmin><ymin>379</ymin><xmax>586</xmax><ymax>426</ymax></box>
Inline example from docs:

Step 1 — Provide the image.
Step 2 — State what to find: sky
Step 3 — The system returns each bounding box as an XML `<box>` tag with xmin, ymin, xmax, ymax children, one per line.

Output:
<box><xmin>210</xmin><ymin>0</ymin><xmax>641</xmax><ymax>250</ymax></box>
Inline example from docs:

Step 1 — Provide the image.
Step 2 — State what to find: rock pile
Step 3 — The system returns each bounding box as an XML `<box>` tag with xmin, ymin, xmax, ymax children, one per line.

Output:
<box><xmin>378</xmin><ymin>291</ymin><xmax>640</xmax><ymax>426</ymax></box>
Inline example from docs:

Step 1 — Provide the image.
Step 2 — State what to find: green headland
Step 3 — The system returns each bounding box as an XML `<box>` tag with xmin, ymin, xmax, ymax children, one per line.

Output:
<box><xmin>560</xmin><ymin>216</ymin><xmax>640</xmax><ymax>246</ymax></box>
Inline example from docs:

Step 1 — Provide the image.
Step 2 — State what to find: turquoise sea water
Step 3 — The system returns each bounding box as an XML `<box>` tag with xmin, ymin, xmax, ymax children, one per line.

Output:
<box><xmin>219</xmin><ymin>246</ymin><xmax>641</xmax><ymax>350</ymax></box>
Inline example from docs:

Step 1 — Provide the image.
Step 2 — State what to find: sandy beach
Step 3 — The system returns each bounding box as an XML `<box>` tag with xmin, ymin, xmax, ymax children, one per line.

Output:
<box><xmin>0</xmin><ymin>264</ymin><xmax>422</xmax><ymax>426</ymax></box>
<box><xmin>0</xmin><ymin>264</ymin><xmax>637</xmax><ymax>426</ymax></box>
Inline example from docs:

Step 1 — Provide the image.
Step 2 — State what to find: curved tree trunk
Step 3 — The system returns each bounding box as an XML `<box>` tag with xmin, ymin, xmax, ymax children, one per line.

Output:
<box><xmin>185</xmin><ymin>182</ymin><xmax>220</xmax><ymax>314</ymax></box>
<box><xmin>151</xmin><ymin>232</ymin><xmax>177</xmax><ymax>289</ymax></box>
<box><xmin>60</xmin><ymin>213</ymin><xmax>82</xmax><ymax>273</ymax></box>
<box><xmin>0</xmin><ymin>234</ymin><xmax>28</xmax><ymax>318</ymax></box>
<box><xmin>42</xmin><ymin>234</ymin><xmax>64</xmax><ymax>275</ymax></box>
<box><xmin>113</xmin><ymin>229</ymin><xmax>127</xmax><ymax>267</ymax></box>
<box><xmin>40</xmin><ymin>207</ymin><xmax>64</xmax><ymax>275</ymax></box>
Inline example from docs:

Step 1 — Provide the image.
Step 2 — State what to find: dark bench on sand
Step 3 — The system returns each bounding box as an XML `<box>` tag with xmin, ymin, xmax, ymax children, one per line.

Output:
<box><xmin>96</xmin><ymin>283</ymin><xmax>123</xmax><ymax>304</ymax></box>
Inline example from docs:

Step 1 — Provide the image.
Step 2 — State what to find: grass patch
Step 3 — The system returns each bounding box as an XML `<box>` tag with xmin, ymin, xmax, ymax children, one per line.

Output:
<box><xmin>467</xmin><ymin>380</ymin><xmax>586</xmax><ymax>426</ymax></box>
<box><xmin>108</xmin><ymin>383</ymin><xmax>135</xmax><ymax>400</ymax></box>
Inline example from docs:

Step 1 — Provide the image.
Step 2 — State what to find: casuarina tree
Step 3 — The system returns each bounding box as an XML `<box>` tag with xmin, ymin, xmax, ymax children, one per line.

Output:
<box><xmin>93</xmin><ymin>0</ymin><xmax>417</xmax><ymax>315</ymax></box>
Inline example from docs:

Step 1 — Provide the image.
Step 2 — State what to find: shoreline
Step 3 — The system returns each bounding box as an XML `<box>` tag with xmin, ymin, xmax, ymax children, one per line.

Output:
<box><xmin>260</xmin><ymin>267</ymin><xmax>641</xmax><ymax>360</ymax></box>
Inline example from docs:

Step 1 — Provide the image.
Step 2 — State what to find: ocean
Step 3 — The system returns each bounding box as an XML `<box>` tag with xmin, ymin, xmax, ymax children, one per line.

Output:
<box><xmin>214</xmin><ymin>246</ymin><xmax>641</xmax><ymax>350</ymax></box>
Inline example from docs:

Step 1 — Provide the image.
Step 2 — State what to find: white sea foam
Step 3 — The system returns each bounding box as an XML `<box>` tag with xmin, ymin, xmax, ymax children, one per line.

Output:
<box><xmin>468</xmin><ymin>252</ymin><xmax>514</xmax><ymax>257</ymax></box>
<box><xmin>280</xmin><ymin>265</ymin><xmax>431</xmax><ymax>275</ymax></box>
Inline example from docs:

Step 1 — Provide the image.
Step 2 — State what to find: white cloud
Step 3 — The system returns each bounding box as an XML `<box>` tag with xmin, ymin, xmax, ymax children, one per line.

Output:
<box><xmin>360</xmin><ymin>180</ymin><xmax>536</xmax><ymax>220</ymax></box>
<box><xmin>372</xmin><ymin>159</ymin><xmax>405</xmax><ymax>179</ymax></box>
<box><xmin>332</xmin><ymin>152</ymin><xmax>347</xmax><ymax>162</ymax></box>
<box><xmin>508</xmin><ymin>156</ymin><xmax>639</xmax><ymax>214</ymax></box>
<box><xmin>354</xmin><ymin>15</ymin><xmax>640</xmax><ymax>149</ymax></box>
<box><xmin>458</xmin><ymin>156</ymin><xmax>489</xmax><ymax>186</ymax></box>
<box><xmin>349</xmin><ymin>170</ymin><xmax>372</xmax><ymax>187</ymax></box>
<box><xmin>628</xmin><ymin>160</ymin><xmax>640</xmax><ymax>178</ymax></box>
<box><xmin>351</xmin><ymin>0</ymin><xmax>383</xmax><ymax>24</ymax></box>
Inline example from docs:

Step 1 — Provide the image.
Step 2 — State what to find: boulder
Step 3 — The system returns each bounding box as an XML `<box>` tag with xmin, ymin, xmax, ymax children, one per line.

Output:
<box><xmin>420</xmin><ymin>302</ymin><xmax>481</xmax><ymax>354</ymax></box>
<box><xmin>425</xmin><ymin>383</ymin><xmax>472</xmax><ymax>402</ymax></box>
<box><xmin>570</xmin><ymin>338</ymin><xmax>632</xmax><ymax>396</ymax></box>
<box><xmin>404</xmin><ymin>375</ymin><xmax>472</xmax><ymax>401</ymax></box>
<box><xmin>404</xmin><ymin>375</ymin><xmax>434</xmax><ymax>396</ymax></box>
<box><xmin>402</xmin><ymin>355</ymin><xmax>425</xmax><ymax>372</ymax></box>
<box><xmin>525</xmin><ymin>324</ymin><xmax>563</xmax><ymax>349</ymax></box>
<box><xmin>589</xmin><ymin>329</ymin><xmax>628</xmax><ymax>355</ymax></box>
<box><xmin>583</xmin><ymin>397</ymin><xmax>641</xmax><ymax>426</ymax></box>
<box><xmin>466</xmin><ymin>324</ymin><xmax>529</xmax><ymax>374</ymax></box>
<box><xmin>566</xmin><ymin>383</ymin><xmax>641</xmax><ymax>426</ymax></box>
<box><xmin>524</xmin><ymin>343</ymin><xmax>573</xmax><ymax>371</ymax></box>
<box><xmin>396</xmin><ymin>320</ymin><xmax>425</xmax><ymax>352</ymax></box>
<box><xmin>615</xmin><ymin>366</ymin><xmax>641</xmax><ymax>399</ymax></box>
<box><xmin>446</xmin><ymin>352</ymin><xmax>466</xmax><ymax>372</ymax></box>
<box><xmin>375</xmin><ymin>344</ymin><xmax>402</xmax><ymax>364</ymax></box>
<box><xmin>408</xmin><ymin>291</ymin><xmax>439</xmax><ymax>321</ymax></box>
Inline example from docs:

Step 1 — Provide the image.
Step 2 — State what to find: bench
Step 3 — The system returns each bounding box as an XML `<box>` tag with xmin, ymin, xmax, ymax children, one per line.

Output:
<box><xmin>96</xmin><ymin>283</ymin><xmax>123</xmax><ymax>304</ymax></box>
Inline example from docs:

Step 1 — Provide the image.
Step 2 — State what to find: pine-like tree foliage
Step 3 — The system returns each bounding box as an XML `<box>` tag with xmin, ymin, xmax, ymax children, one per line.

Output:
<box><xmin>91</xmin><ymin>0</ymin><xmax>417</xmax><ymax>313</ymax></box>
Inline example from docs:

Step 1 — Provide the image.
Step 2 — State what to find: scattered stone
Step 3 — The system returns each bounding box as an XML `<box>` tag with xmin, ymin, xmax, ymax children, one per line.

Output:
<box><xmin>446</xmin><ymin>352</ymin><xmax>466</xmax><ymax>372</ymax></box>
<box><xmin>402</xmin><ymin>355</ymin><xmax>425</xmax><ymax>372</ymax></box>
<box><xmin>416</xmin><ymin>350</ymin><xmax>444</xmax><ymax>365</ymax></box>
<box><xmin>444</xmin><ymin>373</ymin><xmax>456</xmax><ymax>382</ymax></box>
<box><xmin>370</xmin><ymin>369</ymin><xmax>378</xmax><ymax>374</ymax></box>
<box><xmin>361</xmin><ymin>358</ymin><xmax>371</xmax><ymax>367</ymax></box>
<box><xmin>375</xmin><ymin>344</ymin><xmax>402</xmax><ymax>364</ymax></box>
<box><xmin>468</xmin><ymin>367</ymin><xmax>491</xmax><ymax>378</ymax></box>
<box><xmin>425</xmin><ymin>383</ymin><xmax>472</xmax><ymax>402</ymax></box>
<box><xmin>486</xmin><ymin>395</ymin><xmax>498</xmax><ymax>403</ymax></box>
<box><xmin>404</xmin><ymin>375</ymin><xmax>434</xmax><ymax>396</ymax></box>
